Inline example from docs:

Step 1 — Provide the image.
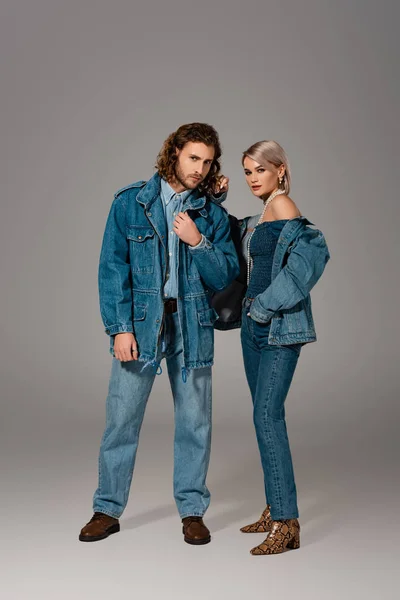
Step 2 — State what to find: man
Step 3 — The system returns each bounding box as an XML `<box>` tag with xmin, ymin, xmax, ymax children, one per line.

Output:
<box><xmin>79</xmin><ymin>123</ymin><xmax>239</xmax><ymax>545</ymax></box>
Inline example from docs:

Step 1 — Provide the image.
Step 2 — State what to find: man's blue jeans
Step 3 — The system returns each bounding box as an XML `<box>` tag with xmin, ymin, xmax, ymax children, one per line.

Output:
<box><xmin>93</xmin><ymin>311</ymin><xmax>212</xmax><ymax>519</ymax></box>
<box><xmin>241</xmin><ymin>299</ymin><xmax>302</xmax><ymax>520</ymax></box>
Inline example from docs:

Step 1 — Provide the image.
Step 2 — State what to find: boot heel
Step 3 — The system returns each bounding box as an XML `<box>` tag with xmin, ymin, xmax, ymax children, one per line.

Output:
<box><xmin>286</xmin><ymin>532</ymin><xmax>300</xmax><ymax>550</ymax></box>
<box><xmin>250</xmin><ymin>518</ymin><xmax>300</xmax><ymax>555</ymax></box>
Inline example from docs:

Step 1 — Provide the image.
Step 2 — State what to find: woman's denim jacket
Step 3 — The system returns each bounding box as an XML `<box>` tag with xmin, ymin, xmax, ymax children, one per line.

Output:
<box><xmin>213</xmin><ymin>211</ymin><xmax>330</xmax><ymax>345</ymax></box>
<box><xmin>98</xmin><ymin>173</ymin><xmax>240</xmax><ymax>371</ymax></box>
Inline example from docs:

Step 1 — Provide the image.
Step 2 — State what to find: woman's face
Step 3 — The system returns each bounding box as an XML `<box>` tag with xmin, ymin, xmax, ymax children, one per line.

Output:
<box><xmin>243</xmin><ymin>156</ymin><xmax>283</xmax><ymax>199</ymax></box>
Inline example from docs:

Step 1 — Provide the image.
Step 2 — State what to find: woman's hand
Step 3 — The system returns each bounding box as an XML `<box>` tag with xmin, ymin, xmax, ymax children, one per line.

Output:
<box><xmin>214</xmin><ymin>175</ymin><xmax>229</xmax><ymax>194</ymax></box>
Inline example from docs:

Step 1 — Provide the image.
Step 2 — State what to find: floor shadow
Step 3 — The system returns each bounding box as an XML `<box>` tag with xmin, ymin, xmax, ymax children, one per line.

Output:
<box><xmin>122</xmin><ymin>504</ymin><xmax>177</xmax><ymax>530</ymax></box>
<box><xmin>206</xmin><ymin>502</ymin><xmax>249</xmax><ymax>533</ymax></box>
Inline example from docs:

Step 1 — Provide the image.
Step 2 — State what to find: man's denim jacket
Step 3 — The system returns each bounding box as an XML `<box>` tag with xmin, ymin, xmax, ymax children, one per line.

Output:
<box><xmin>98</xmin><ymin>173</ymin><xmax>240</xmax><ymax>372</ymax></box>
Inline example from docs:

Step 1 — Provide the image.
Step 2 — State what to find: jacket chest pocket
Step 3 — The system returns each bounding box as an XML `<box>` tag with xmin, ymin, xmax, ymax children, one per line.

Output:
<box><xmin>127</xmin><ymin>225</ymin><xmax>155</xmax><ymax>273</ymax></box>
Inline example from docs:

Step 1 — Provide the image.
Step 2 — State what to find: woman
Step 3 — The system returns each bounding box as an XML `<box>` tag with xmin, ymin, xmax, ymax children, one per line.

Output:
<box><xmin>214</xmin><ymin>141</ymin><xmax>330</xmax><ymax>555</ymax></box>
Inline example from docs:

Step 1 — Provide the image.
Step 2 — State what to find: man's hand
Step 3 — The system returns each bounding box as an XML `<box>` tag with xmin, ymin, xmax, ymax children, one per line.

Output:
<box><xmin>214</xmin><ymin>175</ymin><xmax>229</xmax><ymax>194</ymax></box>
<box><xmin>114</xmin><ymin>332</ymin><xmax>139</xmax><ymax>362</ymax></box>
<box><xmin>173</xmin><ymin>212</ymin><xmax>202</xmax><ymax>247</ymax></box>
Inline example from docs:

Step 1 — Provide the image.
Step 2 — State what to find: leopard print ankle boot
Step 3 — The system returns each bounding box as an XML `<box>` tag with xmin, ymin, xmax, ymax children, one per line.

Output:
<box><xmin>240</xmin><ymin>505</ymin><xmax>272</xmax><ymax>533</ymax></box>
<box><xmin>250</xmin><ymin>518</ymin><xmax>300</xmax><ymax>555</ymax></box>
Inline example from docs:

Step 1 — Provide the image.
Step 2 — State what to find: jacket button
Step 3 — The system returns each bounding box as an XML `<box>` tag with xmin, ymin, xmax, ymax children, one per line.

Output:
<box><xmin>138</xmin><ymin>236</ymin><xmax>142</xmax><ymax>240</ymax></box>
<box><xmin>156</xmin><ymin>319</ymin><xmax>160</xmax><ymax>323</ymax></box>
<box><xmin>148</xmin><ymin>212</ymin><xmax>152</xmax><ymax>216</ymax></box>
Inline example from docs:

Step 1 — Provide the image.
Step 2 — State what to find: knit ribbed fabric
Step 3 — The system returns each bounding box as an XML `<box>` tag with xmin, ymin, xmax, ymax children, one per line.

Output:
<box><xmin>246</xmin><ymin>220</ymin><xmax>288</xmax><ymax>298</ymax></box>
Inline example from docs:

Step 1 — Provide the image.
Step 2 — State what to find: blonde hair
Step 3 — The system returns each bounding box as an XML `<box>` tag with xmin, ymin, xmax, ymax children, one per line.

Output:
<box><xmin>242</xmin><ymin>140</ymin><xmax>291</xmax><ymax>194</ymax></box>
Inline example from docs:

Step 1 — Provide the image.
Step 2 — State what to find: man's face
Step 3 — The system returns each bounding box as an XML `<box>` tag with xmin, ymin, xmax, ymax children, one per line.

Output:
<box><xmin>174</xmin><ymin>142</ymin><xmax>215</xmax><ymax>190</ymax></box>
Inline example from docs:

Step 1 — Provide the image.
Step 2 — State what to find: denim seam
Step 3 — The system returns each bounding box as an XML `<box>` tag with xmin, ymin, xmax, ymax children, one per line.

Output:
<box><xmin>95</xmin><ymin>395</ymin><xmax>110</xmax><ymax>507</ymax></box>
<box><xmin>112</xmin><ymin>377</ymin><xmax>135</xmax><ymax>512</ymax></box>
<box><xmin>122</xmin><ymin>421</ymin><xmax>140</xmax><ymax>508</ymax></box>
<box><xmin>263</xmin><ymin>349</ymin><xmax>284</xmax><ymax>517</ymax></box>
<box><xmin>201</xmin><ymin>370</ymin><xmax>213</xmax><ymax>514</ymax></box>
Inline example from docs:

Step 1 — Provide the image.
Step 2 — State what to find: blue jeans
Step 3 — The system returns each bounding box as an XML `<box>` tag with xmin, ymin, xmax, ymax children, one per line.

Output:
<box><xmin>93</xmin><ymin>311</ymin><xmax>212</xmax><ymax>519</ymax></box>
<box><xmin>241</xmin><ymin>299</ymin><xmax>302</xmax><ymax>520</ymax></box>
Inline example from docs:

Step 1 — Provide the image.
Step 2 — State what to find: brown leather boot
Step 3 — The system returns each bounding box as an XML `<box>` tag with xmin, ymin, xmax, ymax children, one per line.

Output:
<box><xmin>182</xmin><ymin>516</ymin><xmax>211</xmax><ymax>545</ymax></box>
<box><xmin>79</xmin><ymin>512</ymin><xmax>120</xmax><ymax>542</ymax></box>
<box><xmin>250</xmin><ymin>518</ymin><xmax>300</xmax><ymax>555</ymax></box>
<box><xmin>240</xmin><ymin>505</ymin><xmax>272</xmax><ymax>533</ymax></box>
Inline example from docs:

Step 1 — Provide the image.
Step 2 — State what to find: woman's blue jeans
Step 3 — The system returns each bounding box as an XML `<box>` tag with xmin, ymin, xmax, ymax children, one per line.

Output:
<box><xmin>241</xmin><ymin>299</ymin><xmax>302</xmax><ymax>520</ymax></box>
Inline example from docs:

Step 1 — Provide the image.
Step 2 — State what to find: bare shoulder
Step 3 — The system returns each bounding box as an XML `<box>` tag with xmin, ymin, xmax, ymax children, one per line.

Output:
<box><xmin>271</xmin><ymin>194</ymin><xmax>301</xmax><ymax>220</ymax></box>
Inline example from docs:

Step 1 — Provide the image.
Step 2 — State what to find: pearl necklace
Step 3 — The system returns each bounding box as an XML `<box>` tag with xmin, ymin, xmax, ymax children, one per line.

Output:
<box><xmin>246</xmin><ymin>189</ymin><xmax>285</xmax><ymax>287</ymax></box>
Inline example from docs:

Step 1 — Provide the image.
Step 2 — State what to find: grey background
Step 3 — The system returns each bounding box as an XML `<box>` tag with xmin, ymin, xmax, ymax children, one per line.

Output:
<box><xmin>1</xmin><ymin>0</ymin><xmax>399</xmax><ymax>598</ymax></box>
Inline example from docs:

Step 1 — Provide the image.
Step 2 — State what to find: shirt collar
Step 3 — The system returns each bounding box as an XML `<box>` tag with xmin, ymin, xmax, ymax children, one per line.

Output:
<box><xmin>161</xmin><ymin>178</ymin><xmax>192</xmax><ymax>206</ymax></box>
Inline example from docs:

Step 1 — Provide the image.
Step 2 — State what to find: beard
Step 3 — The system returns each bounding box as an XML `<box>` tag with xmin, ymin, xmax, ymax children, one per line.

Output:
<box><xmin>174</xmin><ymin>161</ymin><xmax>203</xmax><ymax>190</ymax></box>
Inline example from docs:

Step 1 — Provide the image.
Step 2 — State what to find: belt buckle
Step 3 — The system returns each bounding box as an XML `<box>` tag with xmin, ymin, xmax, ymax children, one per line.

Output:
<box><xmin>164</xmin><ymin>298</ymin><xmax>177</xmax><ymax>314</ymax></box>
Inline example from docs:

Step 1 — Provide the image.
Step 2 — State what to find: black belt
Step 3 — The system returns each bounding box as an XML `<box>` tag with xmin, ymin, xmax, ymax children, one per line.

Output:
<box><xmin>164</xmin><ymin>298</ymin><xmax>178</xmax><ymax>314</ymax></box>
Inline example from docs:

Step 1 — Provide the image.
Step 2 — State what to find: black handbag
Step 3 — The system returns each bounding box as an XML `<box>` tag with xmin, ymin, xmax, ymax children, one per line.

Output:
<box><xmin>211</xmin><ymin>215</ymin><xmax>248</xmax><ymax>330</ymax></box>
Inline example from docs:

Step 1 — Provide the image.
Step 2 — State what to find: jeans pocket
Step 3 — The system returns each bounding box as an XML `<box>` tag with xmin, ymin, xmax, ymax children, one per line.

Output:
<box><xmin>254</xmin><ymin>319</ymin><xmax>271</xmax><ymax>334</ymax></box>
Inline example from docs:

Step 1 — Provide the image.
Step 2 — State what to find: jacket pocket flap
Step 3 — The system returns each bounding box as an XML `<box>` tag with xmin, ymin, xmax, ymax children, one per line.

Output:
<box><xmin>133</xmin><ymin>304</ymin><xmax>147</xmax><ymax>321</ymax></box>
<box><xmin>197</xmin><ymin>307</ymin><xmax>219</xmax><ymax>326</ymax></box>
<box><xmin>127</xmin><ymin>226</ymin><xmax>155</xmax><ymax>242</ymax></box>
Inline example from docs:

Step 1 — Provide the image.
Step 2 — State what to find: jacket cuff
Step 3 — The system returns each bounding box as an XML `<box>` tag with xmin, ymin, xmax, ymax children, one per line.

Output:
<box><xmin>249</xmin><ymin>298</ymin><xmax>274</xmax><ymax>323</ymax></box>
<box><xmin>189</xmin><ymin>234</ymin><xmax>211</xmax><ymax>251</ymax></box>
<box><xmin>105</xmin><ymin>324</ymin><xmax>134</xmax><ymax>336</ymax></box>
<box><xmin>208</xmin><ymin>190</ymin><xmax>228</xmax><ymax>205</ymax></box>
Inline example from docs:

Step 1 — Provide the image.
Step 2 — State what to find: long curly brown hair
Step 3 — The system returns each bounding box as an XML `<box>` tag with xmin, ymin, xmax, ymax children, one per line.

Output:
<box><xmin>156</xmin><ymin>123</ymin><xmax>222</xmax><ymax>195</ymax></box>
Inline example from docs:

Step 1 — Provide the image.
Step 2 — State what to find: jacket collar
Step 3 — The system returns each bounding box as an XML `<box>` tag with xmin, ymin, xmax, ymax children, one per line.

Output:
<box><xmin>136</xmin><ymin>172</ymin><xmax>209</xmax><ymax>212</ymax></box>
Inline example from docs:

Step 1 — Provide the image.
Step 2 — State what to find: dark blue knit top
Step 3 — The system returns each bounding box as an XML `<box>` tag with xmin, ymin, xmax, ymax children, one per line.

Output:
<box><xmin>246</xmin><ymin>220</ymin><xmax>288</xmax><ymax>298</ymax></box>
